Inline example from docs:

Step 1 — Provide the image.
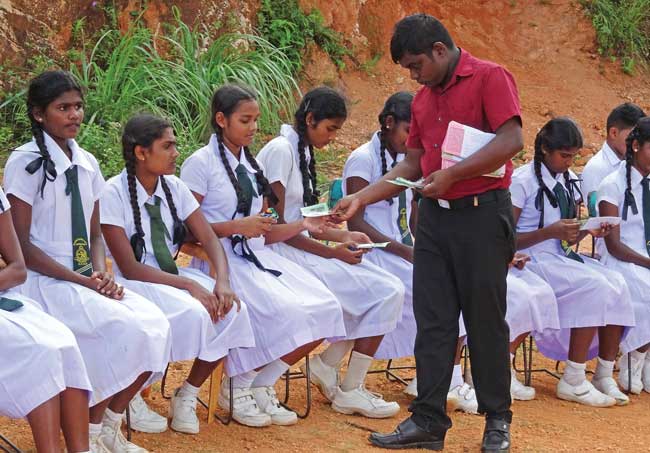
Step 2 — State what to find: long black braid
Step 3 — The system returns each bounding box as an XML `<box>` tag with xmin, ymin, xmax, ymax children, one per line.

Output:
<box><xmin>294</xmin><ymin>86</ymin><xmax>347</xmax><ymax>206</ymax></box>
<box><xmin>377</xmin><ymin>91</ymin><xmax>413</xmax><ymax>204</ymax></box>
<box><xmin>622</xmin><ymin>117</ymin><xmax>650</xmax><ymax>219</ymax></box>
<box><xmin>533</xmin><ymin>117</ymin><xmax>583</xmax><ymax>228</ymax></box>
<box><xmin>24</xmin><ymin>71</ymin><xmax>83</xmax><ymax>197</ymax></box>
<box><xmin>122</xmin><ymin>114</ymin><xmax>185</xmax><ymax>262</ymax></box>
<box><xmin>211</xmin><ymin>84</ymin><xmax>277</xmax><ymax>214</ymax></box>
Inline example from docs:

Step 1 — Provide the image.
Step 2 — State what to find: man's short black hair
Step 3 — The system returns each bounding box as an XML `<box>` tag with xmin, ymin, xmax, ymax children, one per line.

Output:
<box><xmin>390</xmin><ymin>13</ymin><xmax>455</xmax><ymax>63</ymax></box>
<box><xmin>606</xmin><ymin>102</ymin><xmax>646</xmax><ymax>131</ymax></box>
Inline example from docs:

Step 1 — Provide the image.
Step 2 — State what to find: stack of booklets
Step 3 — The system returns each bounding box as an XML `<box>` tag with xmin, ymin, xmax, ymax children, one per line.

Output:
<box><xmin>441</xmin><ymin>121</ymin><xmax>505</xmax><ymax>178</ymax></box>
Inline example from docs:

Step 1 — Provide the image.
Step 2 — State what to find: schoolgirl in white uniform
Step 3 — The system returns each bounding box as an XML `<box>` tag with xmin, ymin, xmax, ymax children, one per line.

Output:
<box><xmin>100</xmin><ymin>114</ymin><xmax>255</xmax><ymax>435</ymax></box>
<box><xmin>0</xmin><ymin>186</ymin><xmax>93</xmax><ymax>453</ymax></box>
<box><xmin>256</xmin><ymin>86</ymin><xmax>405</xmax><ymax>419</ymax></box>
<box><xmin>3</xmin><ymin>71</ymin><xmax>171</xmax><ymax>453</ymax></box>
<box><xmin>181</xmin><ymin>84</ymin><xmax>346</xmax><ymax>427</ymax></box>
<box><xmin>510</xmin><ymin>117</ymin><xmax>635</xmax><ymax>407</ymax></box>
<box><xmin>597</xmin><ymin>117</ymin><xmax>650</xmax><ymax>394</ymax></box>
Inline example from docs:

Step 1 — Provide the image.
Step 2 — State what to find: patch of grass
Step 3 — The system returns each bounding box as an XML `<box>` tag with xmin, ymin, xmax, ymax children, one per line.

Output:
<box><xmin>257</xmin><ymin>0</ymin><xmax>351</xmax><ymax>72</ymax></box>
<box><xmin>1</xmin><ymin>6</ymin><xmax>299</xmax><ymax>177</ymax></box>
<box><xmin>360</xmin><ymin>53</ymin><xmax>382</xmax><ymax>75</ymax></box>
<box><xmin>582</xmin><ymin>0</ymin><xmax>650</xmax><ymax>74</ymax></box>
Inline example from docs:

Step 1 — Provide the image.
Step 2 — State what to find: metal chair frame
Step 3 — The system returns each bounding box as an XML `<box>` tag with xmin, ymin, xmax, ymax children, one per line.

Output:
<box><xmin>0</xmin><ymin>434</ymin><xmax>21</xmax><ymax>453</ymax></box>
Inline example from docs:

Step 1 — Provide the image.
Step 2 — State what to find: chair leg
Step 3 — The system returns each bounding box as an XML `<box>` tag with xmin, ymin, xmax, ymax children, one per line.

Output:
<box><xmin>280</xmin><ymin>356</ymin><xmax>312</xmax><ymax>419</ymax></box>
<box><xmin>628</xmin><ymin>352</ymin><xmax>633</xmax><ymax>395</ymax></box>
<box><xmin>196</xmin><ymin>362</ymin><xmax>231</xmax><ymax>425</ymax></box>
<box><xmin>0</xmin><ymin>433</ymin><xmax>21</xmax><ymax>453</ymax></box>
<box><xmin>160</xmin><ymin>364</ymin><xmax>172</xmax><ymax>400</ymax></box>
<box><xmin>125</xmin><ymin>405</ymin><xmax>132</xmax><ymax>441</ymax></box>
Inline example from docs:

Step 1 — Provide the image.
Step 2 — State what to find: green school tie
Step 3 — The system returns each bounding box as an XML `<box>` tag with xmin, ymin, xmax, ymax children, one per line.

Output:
<box><xmin>641</xmin><ymin>178</ymin><xmax>650</xmax><ymax>257</ymax></box>
<box><xmin>65</xmin><ymin>166</ymin><xmax>93</xmax><ymax>276</ymax></box>
<box><xmin>144</xmin><ymin>196</ymin><xmax>179</xmax><ymax>275</ymax></box>
<box><xmin>553</xmin><ymin>182</ymin><xmax>584</xmax><ymax>263</ymax></box>
<box><xmin>397</xmin><ymin>191</ymin><xmax>413</xmax><ymax>246</ymax></box>
<box><xmin>235</xmin><ymin>164</ymin><xmax>255</xmax><ymax>217</ymax></box>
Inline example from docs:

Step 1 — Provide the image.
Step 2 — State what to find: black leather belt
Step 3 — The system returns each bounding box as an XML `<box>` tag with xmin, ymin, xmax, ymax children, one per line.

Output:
<box><xmin>437</xmin><ymin>189</ymin><xmax>510</xmax><ymax>210</ymax></box>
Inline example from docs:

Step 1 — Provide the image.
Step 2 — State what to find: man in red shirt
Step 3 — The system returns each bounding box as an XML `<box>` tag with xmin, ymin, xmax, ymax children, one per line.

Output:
<box><xmin>334</xmin><ymin>13</ymin><xmax>523</xmax><ymax>452</ymax></box>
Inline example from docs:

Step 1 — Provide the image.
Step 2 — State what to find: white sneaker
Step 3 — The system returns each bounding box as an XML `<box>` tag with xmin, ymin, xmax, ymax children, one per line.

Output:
<box><xmin>100</xmin><ymin>418</ymin><xmax>148</xmax><ymax>453</ymax></box>
<box><xmin>251</xmin><ymin>386</ymin><xmax>298</xmax><ymax>425</ymax></box>
<box><xmin>510</xmin><ymin>370</ymin><xmax>536</xmax><ymax>401</ymax></box>
<box><xmin>556</xmin><ymin>378</ymin><xmax>616</xmax><ymax>407</ymax></box>
<box><xmin>331</xmin><ymin>385</ymin><xmax>400</xmax><ymax>418</ymax></box>
<box><xmin>641</xmin><ymin>354</ymin><xmax>650</xmax><ymax>393</ymax></box>
<box><xmin>592</xmin><ymin>376</ymin><xmax>629</xmax><ymax>406</ymax></box>
<box><xmin>126</xmin><ymin>393</ymin><xmax>167</xmax><ymax>433</ymax></box>
<box><xmin>618</xmin><ymin>353</ymin><xmax>643</xmax><ymax>395</ymax></box>
<box><xmin>447</xmin><ymin>383</ymin><xmax>478</xmax><ymax>414</ymax></box>
<box><xmin>403</xmin><ymin>377</ymin><xmax>417</xmax><ymax>397</ymax></box>
<box><xmin>217</xmin><ymin>378</ymin><xmax>271</xmax><ymax>427</ymax></box>
<box><xmin>90</xmin><ymin>433</ymin><xmax>111</xmax><ymax>453</ymax></box>
<box><xmin>169</xmin><ymin>387</ymin><xmax>199</xmax><ymax>434</ymax></box>
<box><xmin>301</xmin><ymin>355</ymin><xmax>339</xmax><ymax>402</ymax></box>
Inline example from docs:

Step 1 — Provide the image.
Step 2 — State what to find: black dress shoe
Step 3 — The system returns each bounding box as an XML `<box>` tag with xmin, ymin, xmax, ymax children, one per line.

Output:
<box><xmin>481</xmin><ymin>418</ymin><xmax>510</xmax><ymax>453</ymax></box>
<box><xmin>368</xmin><ymin>417</ymin><xmax>445</xmax><ymax>450</ymax></box>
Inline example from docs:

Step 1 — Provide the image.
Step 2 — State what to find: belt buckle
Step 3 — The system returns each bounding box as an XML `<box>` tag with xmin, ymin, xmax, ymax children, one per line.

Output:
<box><xmin>438</xmin><ymin>199</ymin><xmax>450</xmax><ymax>209</ymax></box>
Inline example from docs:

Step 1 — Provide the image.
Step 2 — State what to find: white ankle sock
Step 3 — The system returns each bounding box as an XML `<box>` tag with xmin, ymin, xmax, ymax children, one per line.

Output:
<box><xmin>232</xmin><ymin>370</ymin><xmax>258</xmax><ymax>389</ymax></box>
<box><xmin>594</xmin><ymin>357</ymin><xmax>615</xmax><ymax>379</ymax></box>
<box><xmin>252</xmin><ymin>359</ymin><xmax>290</xmax><ymax>387</ymax></box>
<box><xmin>320</xmin><ymin>340</ymin><xmax>354</xmax><ymax>368</ymax></box>
<box><xmin>181</xmin><ymin>380</ymin><xmax>201</xmax><ymax>397</ymax></box>
<box><xmin>450</xmin><ymin>364</ymin><xmax>464</xmax><ymax>389</ymax></box>
<box><xmin>89</xmin><ymin>422</ymin><xmax>102</xmax><ymax>437</ymax></box>
<box><xmin>631</xmin><ymin>350</ymin><xmax>647</xmax><ymax>362</ymax></box>
<box><xmin>341</xmin><ymin>351</ymin><xmax>373</xmax><ymax>392</ymax></box>
<box><xmin>103</xmin><ymin>408</ymin><xmax>123</xmax><ymax>425</ymax></box>
<box><xmin>564</xmin><ymin>360</ymin><xmax>587</xmax><ymax>386</ymax></box>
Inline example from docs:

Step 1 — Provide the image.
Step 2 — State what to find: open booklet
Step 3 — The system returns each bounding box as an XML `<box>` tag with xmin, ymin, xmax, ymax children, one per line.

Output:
<box><xmin>441</xmin><ymin>121</ymin><xmax>506</xmax><ymax>178</ymax></box>
<box><xmin>355</xmin><ymin>242</ymin><xmax>390</xmax><ymax>249</ymax></box>
<box><xmin>300</xmin><ymin>203</ymin><xmax>332</xmax><ymax>218</ymax></box>
<box><xmin>387</xmin><ymin>177</ymin><xmax>426</xmax><ymax>190</ymax></box>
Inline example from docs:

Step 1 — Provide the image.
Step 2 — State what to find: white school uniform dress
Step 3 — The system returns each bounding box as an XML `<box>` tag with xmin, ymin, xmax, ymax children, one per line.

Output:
<box><xmin>597</xmin><ymin>165</ymin><xmax>650</xmax><ymax>353</ymax></box>
<box><xmin>257</xmin><ymin>125</ymin><xmax>405</xmax><ymax>343</ymax></box>
<box><xmin>3</xmin><ymin>134</ymin><xmax>171</xmax><ymax>405</ymax></box>
<box><xmin>180</xmin><ymin>136</ymin><xmax>346</xmax><ymax>376</ymax></box>
<box><xmin>511</xmin><ymin>162</ymin><xmax>635</xmax><ymax>361</ymax></box>
<box><xmin>100</xmin><ymin>172</ymin><xmax>255</xmax><ymax>365</ymax></box>
<box><xmin>0</xmin><ymin>189</ymin><xmax>92</xmax><ymax>419</ymax></box>
<box><xmin>505</xmin><ymin>267</ymin><xmax>560</xmax><ymax>342</ymax></box>
<box><xmin>581</xmin><ymin>141</ymin><xmax>624</xmax><ymax>257</ymax></box>
<box><xmin>342</xmin><ymin>133</ymin><xmax>466</xmax><ymax>359</ymax></box>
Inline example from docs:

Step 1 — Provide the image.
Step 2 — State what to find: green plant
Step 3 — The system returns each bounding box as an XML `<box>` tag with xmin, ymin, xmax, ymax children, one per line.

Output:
<box><xmin>582</xmin><ymin>0</ymin><xmax>650</xmax><ymax>73</ymax></box>
<box><xmin>257</xmin><ymin>0</ymin><xmax>351</xmax><ymax>71</ymax></box>
<box><xmin>360</xmin><ymin>53</ymin><xmax>382</xmax><ymax>75</ymax></box>
<box><xmin>1</xmin><ymin>6</ymin><xmax>299</xmax><ymax>178</ymax></box>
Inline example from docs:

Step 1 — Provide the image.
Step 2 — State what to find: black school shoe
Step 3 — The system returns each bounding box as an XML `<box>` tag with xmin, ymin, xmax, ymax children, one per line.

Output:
<box><xmin>368</xmin><ymin>417</ymin><xmax>445</xmax><ymax>450</ymax></box>
<box><xmin>481</xmin><ymin>418</ymin><xmax>510</xmax><ymax>453</ymax></box>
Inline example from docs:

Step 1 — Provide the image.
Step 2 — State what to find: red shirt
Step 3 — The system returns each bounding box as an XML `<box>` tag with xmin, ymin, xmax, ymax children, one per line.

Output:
<box><xmin>406</xmin><ymin>49</ymin><xmax>521</xmax><ymax>200</ymax></box>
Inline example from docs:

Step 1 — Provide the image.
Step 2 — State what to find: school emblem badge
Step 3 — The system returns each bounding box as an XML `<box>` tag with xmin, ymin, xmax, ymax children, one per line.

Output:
<box><xmin>73</xmin><ymin>238</ymin><xmax>90</xmax><ymax>266</ymax></box>
<box><xmin>399</xmin><ymin>207</ymin><xmax>408</xmax><ymax>231</ymax></box>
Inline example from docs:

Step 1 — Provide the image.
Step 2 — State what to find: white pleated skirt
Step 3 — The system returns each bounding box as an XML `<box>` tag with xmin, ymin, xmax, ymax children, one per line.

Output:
<box><xmin>116</xmin><ymin>267</ymin><xmax>255</xmax><ymax>364</ymax></box>
<box><xmin>0</xmin><ymin>291</ymin><xmax>92</xmax><ymax>418</ymax></box>
<box><xmin>20</xmin><ymin>271</ymin><xmax>171</xmax><ymax>405</ymax></box>
<box><xmin>192</xmin><ymin>240</ymin><xmax>346</xmax><ymax>376</ymax></box>
<box><xmin>525</xmin><ymin>252</ymin><xmax>635</xmax><ymax>361</ymax></box>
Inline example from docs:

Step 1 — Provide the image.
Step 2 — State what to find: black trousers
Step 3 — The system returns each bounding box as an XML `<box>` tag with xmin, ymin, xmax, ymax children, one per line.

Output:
<box><xmin>409</xmin><ymin>190</ymin><xmax>515</xmax><ymax>433</ymax></box>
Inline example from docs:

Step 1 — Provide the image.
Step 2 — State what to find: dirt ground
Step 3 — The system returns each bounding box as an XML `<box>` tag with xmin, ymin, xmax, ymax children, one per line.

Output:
<box><xmin>4</xmin><ymin>350</ymin><xmax>650</xmax><ymax>452</ymax></box>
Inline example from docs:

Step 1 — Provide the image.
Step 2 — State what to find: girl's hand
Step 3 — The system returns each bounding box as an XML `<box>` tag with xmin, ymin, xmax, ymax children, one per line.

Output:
<box><xmin>332</xmin><ymin>241</ymin><xmax>364</xmax><ymax>265</ymax></box>
<box><xmin>548</xmin><ymin>219</ymin><xmax>580</xmax><ymax>243</ymax></box>
<box><xmin>187</xmin><ymin>281</ymin><xmax>220</xmax><ymax>323</ymax></box>
<box><xmin>303</xmin><ymin>216</ymin><xmax>329</xmax><ymax>234</ymax></box>
<box><xmin>510</xmin><ymin>252</ymin><xmax>530</xmax><ymax>270</ymax></box>
<box><xmin>89</xmin><ymin>271</ymin><xmax>124</xmax><ymax>300</ymax></box>
<box><xmin>588</xmin><ymin>222</ymin><xmax>614</xmax><ymax>238</ymax></box>
<box><xmin>345</xmin><ymin>231</ymin><xmax>372</xmax><ymax>245</ymax></box>
<box><xmin>213</xmin><ymin>280</ymin><xmax>241</xmax><ymax>321</ymax></box>
<box><xmin>237</xmin><ymin>215</ymin><xmax>276</xmax><ymax>238</ymax></box>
